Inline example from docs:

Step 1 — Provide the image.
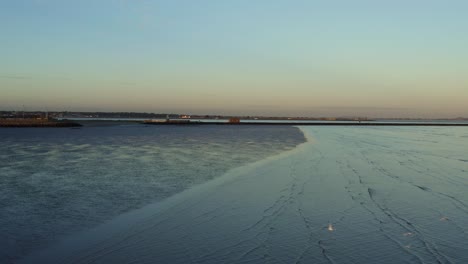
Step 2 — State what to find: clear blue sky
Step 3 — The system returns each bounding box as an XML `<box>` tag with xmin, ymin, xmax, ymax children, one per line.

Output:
<box><xmin>1</xmin><ymin>0</ymin><xmax>467</xmax><ymax>117</ymax></box>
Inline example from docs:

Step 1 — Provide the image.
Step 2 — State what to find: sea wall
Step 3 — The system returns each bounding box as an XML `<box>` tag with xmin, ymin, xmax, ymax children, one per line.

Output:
<box><xmin>0</xmin><ymin>119</ymin><xmax>82</xmax><ymax>127</ymax></box>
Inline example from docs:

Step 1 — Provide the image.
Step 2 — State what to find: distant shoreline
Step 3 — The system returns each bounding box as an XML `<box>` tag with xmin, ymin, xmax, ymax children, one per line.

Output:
<box><xmin>142</xmin><ymin>121</ymin><xmax>468</xmax><ymax>126</ymax></box>
<box><xmin>2</xmin><ymin>111</ymin><xmax>467</xmax><ymax>122</ymax></box>
<box><xmin>2</xmin><ymin>118</ymin><xmax>468</xmax><ymax>127</ymax></box>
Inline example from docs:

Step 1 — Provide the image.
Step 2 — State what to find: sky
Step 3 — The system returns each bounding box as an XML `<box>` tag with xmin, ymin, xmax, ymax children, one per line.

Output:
<box><xmin>1</xmin><ymin>0</ymin><xmax>467</xmax><ymax>118</ymax></box>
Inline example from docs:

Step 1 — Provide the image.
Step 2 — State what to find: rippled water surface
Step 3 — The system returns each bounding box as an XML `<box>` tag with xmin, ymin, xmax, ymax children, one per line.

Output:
<box><xmin>0</xmin><ymin>125</ymin><xmax>305</xmax><ymax>263</ymax></box>
<box><xmin>19</xmin><ymin>126</ymin><xmax>468</xmax><ymax>264</ymax></box>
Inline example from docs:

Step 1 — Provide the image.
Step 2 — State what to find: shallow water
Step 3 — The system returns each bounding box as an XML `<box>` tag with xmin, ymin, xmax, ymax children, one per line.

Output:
<box><xmin>20</xmin><ymin>126</ymin><xmax>468</xmax><ymax>264</ymax></box>
<box><xmin>0</xmin><ymin>125</ymin><xmax>305</xmax><ymax>263</ymax></box>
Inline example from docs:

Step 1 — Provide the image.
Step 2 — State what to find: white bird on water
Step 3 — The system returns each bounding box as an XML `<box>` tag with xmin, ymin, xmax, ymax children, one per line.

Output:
<box><xmin>328</xmin><ymin>223</ymin><xmax>334</xmax><ymax>231</ymax></box>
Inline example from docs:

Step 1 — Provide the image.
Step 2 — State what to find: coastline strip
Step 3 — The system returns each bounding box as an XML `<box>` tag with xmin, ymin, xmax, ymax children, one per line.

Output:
<box><xmin>143</xmin><ymin>121</ymin><xmax>468</xmax><ymax>126</ymax></box>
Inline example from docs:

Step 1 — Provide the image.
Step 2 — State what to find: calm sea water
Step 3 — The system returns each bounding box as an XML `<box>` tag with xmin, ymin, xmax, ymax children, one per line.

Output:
<box><xmin>0</xmin><ymin>125</ymin><xmax>305</xmax><ymax>263</ymax></box>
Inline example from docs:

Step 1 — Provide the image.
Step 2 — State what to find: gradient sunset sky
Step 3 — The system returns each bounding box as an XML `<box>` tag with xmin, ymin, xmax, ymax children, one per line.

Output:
<box><xmin>1</xmin><ymin>0</ymin><xmax>467</xmax><ymax>117</ymax></box>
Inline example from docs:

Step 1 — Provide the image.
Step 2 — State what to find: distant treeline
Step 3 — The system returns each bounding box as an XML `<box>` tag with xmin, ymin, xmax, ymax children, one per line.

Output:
<box><xmin>58</xmin><ymin>112</ymin><xmax>178</xmax><ymax>119</ymax></box>
<box><xmin>0</xmin><ymin>112</ymin><xmax>46</xmax><ymax>119</ymax></box>
<box><xmin>0</xmin><ymin>111</ymin><xmax>177</xmax><ymax>119</ymax></box>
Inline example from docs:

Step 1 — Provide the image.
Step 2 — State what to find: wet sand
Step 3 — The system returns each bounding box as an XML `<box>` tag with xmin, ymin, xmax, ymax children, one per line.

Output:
<box><xmin>21</xmin><ymin>126</ymin><xmax>468</xmax><ymax>264</ymax></box>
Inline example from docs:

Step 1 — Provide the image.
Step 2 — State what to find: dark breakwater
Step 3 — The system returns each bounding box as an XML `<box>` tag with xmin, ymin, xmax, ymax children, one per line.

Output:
<box><xmin>0</xmin><ymin>119</ymin><xmax>82</xmax><ymax>127</ymax></box>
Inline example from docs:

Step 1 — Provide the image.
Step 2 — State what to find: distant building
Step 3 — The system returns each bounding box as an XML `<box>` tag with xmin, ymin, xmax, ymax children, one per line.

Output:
<box><xmin>229</xmin><ymin>117</ymin><xmax>240</xmax><ymax>123</ymax></box>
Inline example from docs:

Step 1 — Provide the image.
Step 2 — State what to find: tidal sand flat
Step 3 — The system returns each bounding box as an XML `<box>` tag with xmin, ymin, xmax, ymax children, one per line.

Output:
<box><xmin>21</xmin><ymin>126</ymin><xmax>468</xmax><ymax>263</ymax></box>
<box><xmin>0</xmin><ymin>125</ymin><xmax>304</xmax><ymax>263</ymax></box>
